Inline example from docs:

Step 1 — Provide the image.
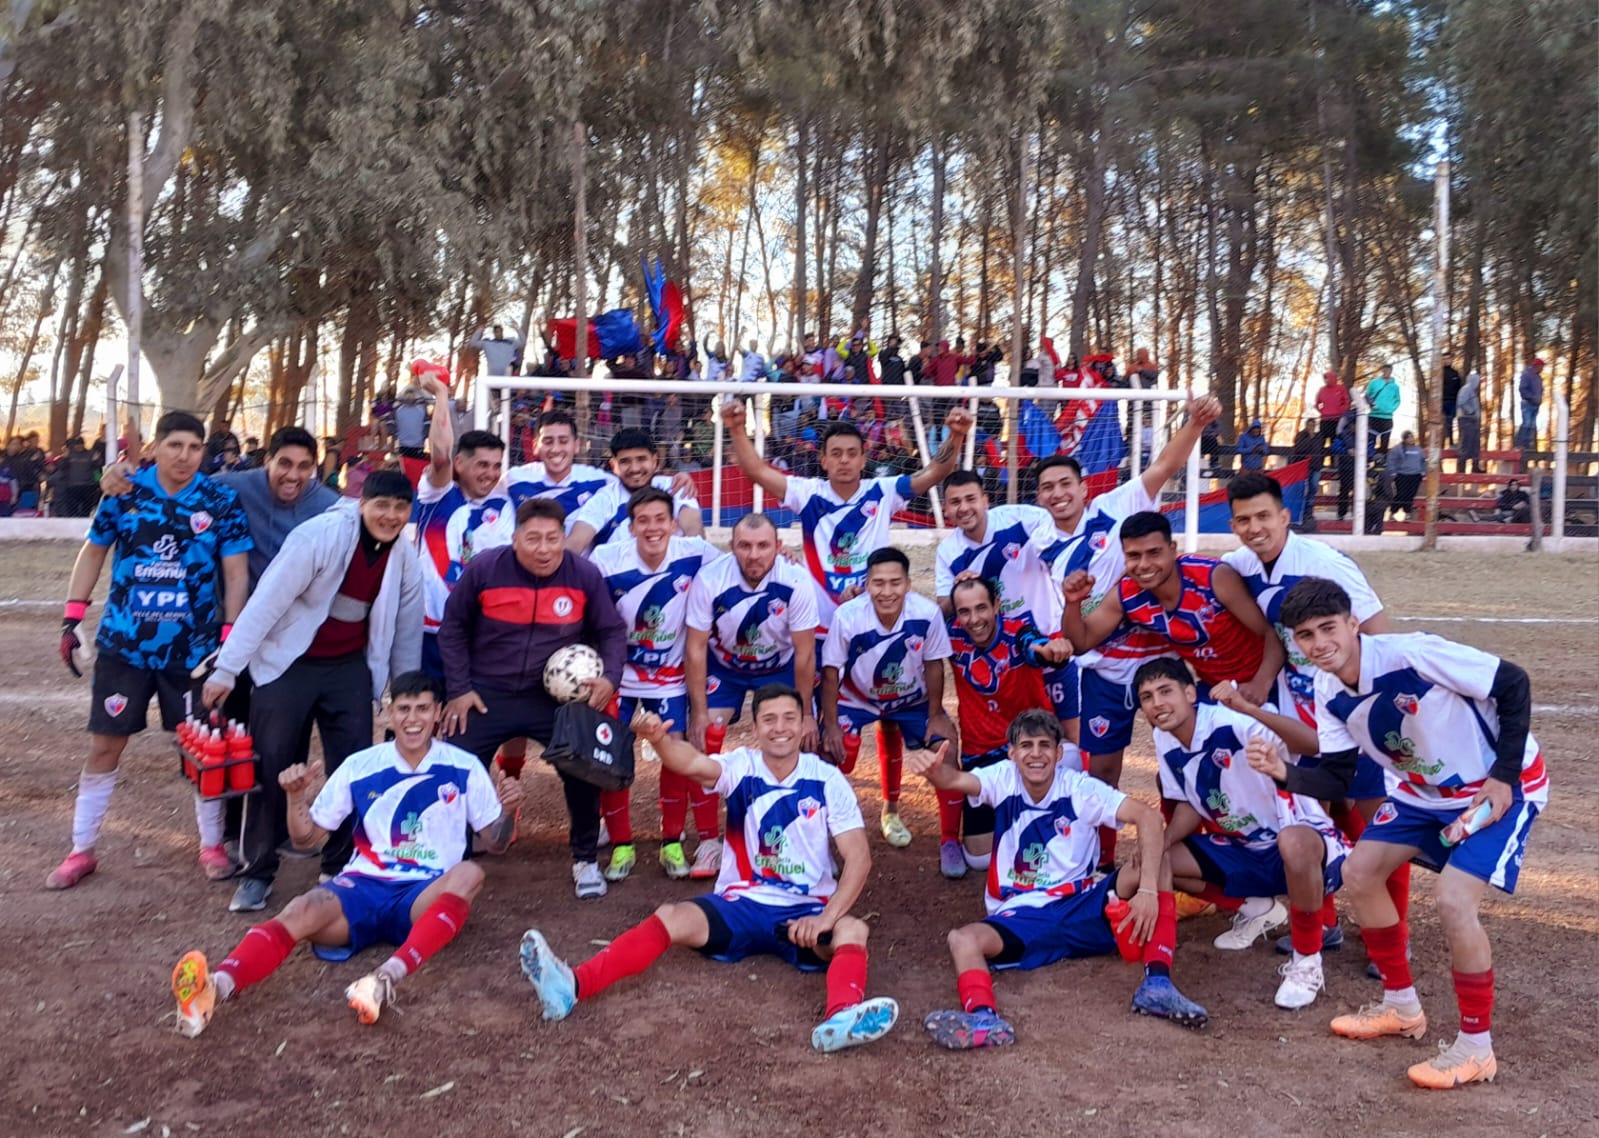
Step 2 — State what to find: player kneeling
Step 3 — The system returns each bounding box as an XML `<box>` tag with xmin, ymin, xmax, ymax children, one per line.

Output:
<box><xmin>1134</xmin><ymin>659</ymin><xmax>1349</xmax><ymax>1009</ymax></box>
<box><xmin>169</xmin><ymin>672</ymin><xmax>521</xmax><ymax>1036</ymax></box>
<box><xmin>518</xmin><ymin>685</ymin><xmax>899</xmax><ymax>1053</ymax></box>
<box><xmin>910</xmin><ymin>709</ymin><xmax>1206</xmax><ymax>1049</ymax></box>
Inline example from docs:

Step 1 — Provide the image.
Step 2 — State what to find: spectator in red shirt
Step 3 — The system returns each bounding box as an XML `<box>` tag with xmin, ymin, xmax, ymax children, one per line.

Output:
<box><xmin>1314</xmin><ymin>371</ymin><xmax>1351</xmax><ymax>453</ymax></box>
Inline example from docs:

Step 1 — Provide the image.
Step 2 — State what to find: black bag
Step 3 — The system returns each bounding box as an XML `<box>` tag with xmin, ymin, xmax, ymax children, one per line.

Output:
<box><xmin>543</xmin><ymin>702</ymin><xmax>636</xmax><ymax>791</ymax></box>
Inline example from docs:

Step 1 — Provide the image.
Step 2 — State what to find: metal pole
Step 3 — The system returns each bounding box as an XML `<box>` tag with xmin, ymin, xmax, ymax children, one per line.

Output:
<box><xmin>1353</xmin><ymin>406</ymin><xmax>1369</xmax><ymax>534</ymax></box>
<box><xmin>902</xmin><ymin>374</ymin><xmax>945</xmax><ymax>528</ymax></box>
<box><xmin>1422</xmin><ymin>159</ymin><xmax>1450</xmax><ymax>551</ymax></box>
<box><xmin>1006</xmin><ymin>123</ymin><xmax>1031</xmax><ymax>505</ymax></box>
<box><xmin>963</xmin><ymin>379</ymin><xmax>978</xmax><ymax>471</ymax></box>
<box><xmin>1183</xmin><ymin>390</ymin><xmax>1200</xmax><ymax>553</ymax></box>
<box><xmin>104</xmin><ymin>364</ymin><xmax>123</xmax><ymax>463</ymax></box>
<box><xmin>752</xmin><ymin>397</ymin><xmax>766</xmax><ymax>513</ymax></box>
<box><xmin>473</xmin><ymin>367</ymin><xmax>490</xmax><ymax>430</ymax></box>
<box><xmin>126</xmin><ymin>111</ymin><xmax>144</xmax><ymax>417</ymax></box>
<box><xmin>572</xmin><ymin>120</ymin><xmax>590</xmax><ymax>437</ymax></box>
<box><xmin>1129</xmin><ymin>398</ymin><xmax>1143</xmax><ymax>483</ymax></box>
<box><xmin>711</xmin><ymin>397</ymin><xmax>725</xmax><ymax>526</ymax></box>
<box><xmin>1552</xmin><ymin>394</ymin><xmax>1569</xmax><ymax>544</ymax></box>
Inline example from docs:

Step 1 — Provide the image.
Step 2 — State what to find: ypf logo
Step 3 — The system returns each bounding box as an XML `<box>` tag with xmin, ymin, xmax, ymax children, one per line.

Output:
<box><xmin>553</xmin><ymin>596</ymin><xmax>574</xmax><ymax>618</ymax></box>
<box><xmin>596</xmin><ymin>723</ymin><xmax>614</xmax><ymax>746</ymax></box>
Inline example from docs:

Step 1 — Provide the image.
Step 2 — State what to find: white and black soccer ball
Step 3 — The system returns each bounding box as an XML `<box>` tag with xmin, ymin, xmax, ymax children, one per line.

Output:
<box><xmin>543</xmin><ymin>643</ymin><xmax>605</xmax><ymax>704</ymax></box>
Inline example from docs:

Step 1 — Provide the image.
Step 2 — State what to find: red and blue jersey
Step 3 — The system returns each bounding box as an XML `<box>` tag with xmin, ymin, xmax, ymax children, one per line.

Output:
<box><xmin>412</xmin><ymin>477</ymin><xmax>514</xmax><ymax>631</ymax></box>
<box><xmin>1118</xmin><ymin>555</ymin><xmax>1264</xmax><ymax>687</ymax></box>
<box><xmin>589</xmin><ymin>537</ymin><xmax>720</xmax><ymax>698</ymax></box>
<box><xmin>823</xmin><ymin>592</ymin><xmax>952</xmax><ymax>714</ymax></box>
<box><xmin>685</xmin><ymin>552</ymin><xmax>819</xmax><ymax>675</ymax></box>
<box><xmin>506</xmin><ymin>461</ymin><xmax>616</xmax><ymax>526</ymax></box>
<box><xmin>948</xmin><ymin>618</ymin><xmax>1054</xmax><ymax>755</ymax></box>
<box><xmin>971</xmin><ymin>761</ymin><xmax>1122</xmax><ymax>914</ymax></box>
<box><xmin>781</xmin><ymin>474</ymin><xmax>911</xmax><ymax>632</ymax></box>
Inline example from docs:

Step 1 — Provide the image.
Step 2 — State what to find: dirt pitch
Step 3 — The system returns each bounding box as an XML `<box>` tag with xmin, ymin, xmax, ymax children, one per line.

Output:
<box><xmin>0</xmin><ymin>541</ymin><xmax>1595</xmax><ymax>1138</ymax></box>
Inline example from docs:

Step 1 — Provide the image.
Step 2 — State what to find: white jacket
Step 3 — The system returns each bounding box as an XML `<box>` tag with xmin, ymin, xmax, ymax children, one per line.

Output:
<box><xmin>213</xmin><ymin>500</ymin><xmax>423</xmax><ymax>698</ymax></box>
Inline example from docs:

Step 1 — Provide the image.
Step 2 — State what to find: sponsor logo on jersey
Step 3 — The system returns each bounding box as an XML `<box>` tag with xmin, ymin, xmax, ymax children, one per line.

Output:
<box><xmin>189</xmin><ymin>511</ymin><xmax>213</xmax><ymax>535</ymax></box>
<box><xmin>1393</xmin><ymin>692</ymin><xmax>1420</xmax><ymax>716</ymax></box>
<box><xmin>1089</xmin><ymin>715</ymin><xmax>1110</xmax><ymax>738</ymax></box>
<box><xmin>103</xmin><ymin>693</ymin><xmax>128</xmax><ymax>718</ymax></box>
<box><xmin>1373</xmin><ymin>801</ymin><xmax>1399</xmax><ymax>826</ymax></box>
<box><xmin>553</xmin><ymin>596</ymin><xmax>573</xmax><ymax>617</ymax></box>
<box><xmin>437</xmin><ymin>783</ymin><xmax>460</xmax><ymax>805</ymax></box>
<box><xmin>153</xmin><ymin>535</ymin><xmax>180</xmax><ymax>561</ymax></box>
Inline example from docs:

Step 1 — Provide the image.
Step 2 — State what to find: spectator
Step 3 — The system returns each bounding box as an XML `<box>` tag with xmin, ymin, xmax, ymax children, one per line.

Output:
<box><xmin>15</xmin><ymin>430</ymin><xmax>46</xmax><ymax>507</ymax></box>
<box><xmin>1363</xmin><ymin>364</ymin><xmax>1400</xmax><ymax>454</ymax></box>
<box><xmin>1496</xmin><ymin>479</ymin><xmax>1532</xmax><ymax>524</ymax></box>
<box><xmin>1313</xmin><ymin>370</ymin><xmax>1350</xmax><ymax>454</ymax></box>
<box><xmin>0</xmin><ymin>438</ymin><xmax>20</xmax><ymax>516</ymax></box>
<box><xmin>214</xmin><ymin>440</ymin><xmax>248</xmax><ymax>476</ymax></box>
<box><xmin>1333</xmin><ymin>412</ymin><xmax>1357</xmax><ymax>522</ymax></box>
<box><xmin>1289</xmin><ymin>418</ymin><xmax>1323</xmax><ymax>516</ymax></box>
<box><xmin>968</xmin><ymin>341</ymin><xmax>1003</xmax><ymax>386</ymax></box>
<box><xmin>48</xmin><ymin>436</ymin><xmax>100</xmax><ymax>516</ymax></box>
<box><xmin>705</xmin><ymin>344</ymin><xmax>731</xmax><ymax>383</ymax></box>
<box><xmin>1199</xmin><ymin>418</ymin><xmax>1222</xmax><ymax>475</ymax></box>
<box><xmin>468</xmin><ymin>324</ymin><xmax>524</xmax><ymax>376</ymax></box>
<box><xmin>738</xmin><ymin>338</ymin><xmax>766</xmax><ymax>384</ymax></box>
<box><xmin>1236</xmin><ymin>420</ymin><xmax>1268</xmax><ymax>471</ymax></box>
<box><xmin>1441</xmin><ymin>353</ymin><xmax>1463</xmax><ymax>445</ymax></box>
<box><xmin>1455</xmin><ymin>371</ymin><xmax>1483</xmax><ymax>473</ymax></box>
<box><xmin>392</xmin><ymin>384</ymin><xmax>432</xmax><ymax>483</ymax></box>
<box><xmin>1131</xmin><ymin>348</ymin><xmax>1160</xmax><ymax>389</ymax></box>
<box><xmin>1517</xmin><ymin>357</ymin><xmax>1544</xmax><ymax>450</ymax></box>
<box><xmin>1388</xmin><ymin>431</ymin><xmax>1426</xmax><ymax>519</ymax></box>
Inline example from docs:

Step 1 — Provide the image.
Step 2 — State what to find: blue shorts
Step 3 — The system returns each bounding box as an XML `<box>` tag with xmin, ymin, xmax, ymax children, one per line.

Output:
<box><xmin>836</xmin><ymin>703</ymin><xmax>930</xmax><ymax>747</ymax></box>
<box><xmin>420</xmin><ymin>631</ymin><xmax>444</xmax><ymax>682</ymax></box>
<box><xmin>1043</xmin><ymin>661</ymin><xmax>1080</xmax><ymax>723</ymax></box>
<box><xmin>1078</xmin><ymin>669</ymin><xmax>1137</xmax><ymax>755</ymax></box>
<box><xmin>983</xmin><ymin>874</ymin><xmax>1121</xmax><ymax>971</ymax></box>
<box><xmin>691</xmin><ymin>892</ymin><xmax>828</xmax><ymax>972</ymax></box>
<box><xmin>619</xmin><ymin>693</ymin><xmax>688</xmax><ymax>730</ymax></box>
<box><xmin>311</xmin><ymin>872</ymin><xmax>434</xmax><ymax>962</ymax></box>
<box><xmin>1361</xmin><ymin>795</ymin><xmax>1540</xmax><ymax>895</ymax></box>
<box><xmin>1183</xmin><ymin>831</ymin><xmax>1346</xmax><ymax>898</ymax></box>
<box><xmin>705</xmin><ymin>658</ymin><xmax>798</xmax><ymax>719</ymax></box>
<box><xmin>960</xmin><ymin>747</ymin><xmax>1011</xmax><ymax>837</ymax></box>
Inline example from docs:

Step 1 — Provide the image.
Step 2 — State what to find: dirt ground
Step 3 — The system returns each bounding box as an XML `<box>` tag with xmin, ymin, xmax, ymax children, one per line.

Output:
<box><xmin>0</xmin><ymin>541</ymin><xmax>1595</xmax><ymax>1138</ymax></box>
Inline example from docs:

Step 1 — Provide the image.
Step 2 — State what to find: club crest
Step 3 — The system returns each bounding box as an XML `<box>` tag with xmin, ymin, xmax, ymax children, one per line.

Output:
<box><xmin>553</xmin><ymin>596</ymin><xmax>574</xmax><ymax>617</ymax></box>
<box><xmin>1393</xmin><ymin>692</ymin><xmax>1420</xmax><ymax>716</ymax></box>
<box><xmin>103</xmin><ymin>693</ymin><xmax>128</xmax><ymax>718</ymax></box>
<box><xmin>768</xmin><ymin>598</ymin><xmax>786</xmax><ymax>616</ymax></box>
<box><xmin>1089</xmin><ymin>716</ymin><xmax>1110</xmax><ymax>738</ymax></box>
<box><xmin>437</xmin><ymin>783</ymin><xmax>460</xmax><ymax>805</ymax></box>
<box><xmin>189</xmin><ymin>511</ymin><xmax>212</xmax><ymax>535</ymax></box>
<box><xmin>1373</xmin><ymin>801</ymin><xmax>1399</xmax><ymax>826</ymax></box>
<box><xmin>1053</xmin><ymin>817</ymin><xmax>1072</xmax><ymax>839</ymax></box>
<box><xmin>797</xmin><ymin>796</ymin><xmax>822</xmax><ymax>820</ymax></box>
<box><xmin>1212</xmin><ymin>748</ymin><xmax>1233</xmax><ymax>769</ymax></box>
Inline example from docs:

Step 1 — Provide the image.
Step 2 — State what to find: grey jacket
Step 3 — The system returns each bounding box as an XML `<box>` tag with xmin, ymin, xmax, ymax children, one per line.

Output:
<box><xmin>213</xmin><ymin>500</ymin><xmax>423</xmax><ymax>698</ymax></box>
<box><xmin>1457</xmin><ymin>373</ymin><xmax>1482</xmax><ymax>418</ymax></box>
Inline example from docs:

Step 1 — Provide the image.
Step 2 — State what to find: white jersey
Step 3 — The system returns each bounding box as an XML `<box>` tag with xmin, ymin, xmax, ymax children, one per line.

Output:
<box><xmin>589</xmin><ymin>537</ymin><xmax>721</xmax><ymax>698</ymax></box>
<box><xmin>685</xmin><ymin>552</ymin><xmax>819</xmax><ymax>675</ymax></box>
<box><xmin>824</xmin><ymin>591</ymin><xmax>952</xmax><ymax>714</ymax></box>
<box><xmin>971</xmin><ymin>760</ymin><xmax>1122</xmax><ymax>914</ymax></box>
<box><xmin>413</xmin><ymin>476</ymin><xmax>515</xmax><ymax>631</ymax></box>
<box><xmin>780</xmin><ymin>474</ymin><xmax>913</xmax><ymax>632</ymax></box>
<box><xmin>1036</xmin><ymin>477</ymin><xmax>1169</xmax><ymax>684</ymax></box>
<box><xmin>310</xmin><ymin>741</ymin><xmax>501</xmax><ymax>884</ymax></box>
<box><xmin>1225</xmin><ymin>531</ymin><xmax>1384</xmax><ymax>736</ymax></box>
<box><xmin>506</xmin><ymin>461</ymin><xmax>616</xmax><ymax>529</ymax></box>
<box><xmin>713</xmin><ymin>746</ymin><xmax>864</xmax><ymax>907</ymax></box>
<box><xmin>935</xmin><ymin>504</ymin><xmax>1060</xmax><ymax>631</ymax></box>
<box><xmin>1155</xmin><ymin>703</ymin><xmax>1343</xmax><ymax>851</ymax></box>
<box><xmin>567</xmin><ymin>474</ymin><xmax>702</xmax><ymax>548</ymax></box>
<box><xmin>1313</xmin><ymin>633</ymin><xmax>1548</xmax><ymax>812</ymax></box>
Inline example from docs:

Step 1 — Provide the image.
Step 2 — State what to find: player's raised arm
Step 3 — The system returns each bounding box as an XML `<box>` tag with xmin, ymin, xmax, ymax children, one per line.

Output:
<box><xmin>1141</xmin><ymin>393</ymin><xmax>1221</xmax><ymax>497</ymax></box>
<box><xmin>908</xmin><ymin>407</ymin><xmax>973</xmax><ymax>495</ymax></box>
<box><xmin>420</xmin><ymin>368</ymin><xmax>455</xmax><ymax>489</ymax></box>
<box><xmin>720</xmin><ymin>399</ymin><xmax>789</xmax><ymax>501</ymax></box>
<box><xmin>1210</xmin><ymin>681</ymin><xmax>1321</xmax><ymax>757</ymax></box>
<box><xmin>1060</xmin><ymin>569</ymin><xmax>1121</xmax><ymax>654</ymax></box>
<box><xmin>1211</xmin><ymin>562</ymin><xmax>1285</xmax><ymax>704</ymax></box>
<box><xmin>905</xmin><ymin>739</ymin><xmax>979</xmax><ymax>797</ymax></box>
<box><xmin>634</xmin><ymin>711</ymin><xmax>722</xmax><ymax>787</ymax></box>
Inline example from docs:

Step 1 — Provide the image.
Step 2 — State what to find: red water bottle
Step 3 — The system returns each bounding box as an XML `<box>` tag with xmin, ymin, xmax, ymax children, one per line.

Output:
<box><xmin>200</xmin><ymin>729</ymin><xmax>226</xmax><ymax>798</ymax></box>
<box><xmin>704</xmin><ymin>721</ymin><xmax>728</xmax><ymax>755</ymax></box>
<box><xmin>179</xmin><ymin>718</ymin><xmax>198</xmax><ymax>783</ymax></box>
<box><xmin>227</xmin><ymin>724</ymin><xmax>255</xmax><ymax>791</ymax></box>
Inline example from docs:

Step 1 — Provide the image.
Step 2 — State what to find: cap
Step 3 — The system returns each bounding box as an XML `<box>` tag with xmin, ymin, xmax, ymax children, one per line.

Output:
<box><xmin>1532</xmin><ymin>357</ymin><xmax>1545</xmax><ymax>366</ymax></box>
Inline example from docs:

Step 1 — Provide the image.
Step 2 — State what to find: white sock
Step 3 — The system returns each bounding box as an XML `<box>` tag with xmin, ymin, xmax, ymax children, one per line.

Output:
<box><xmin>962</xmin><ymin>848</ymin><xmax>992</xmax><ymax>870</ymax></box>
<box><xmin>194</xmin><ymin>794</ymin><xmax>226</xmax><ymax>848</ymax></box>
<box><xmin>213</xmin><ymin>971</ymin><xmax>236</xmax><ymax>1002</ymax></box>
<box><xmin>376</xmin><ymin>956</ymin><xmax>409</xmax><ymax>985</ymax></box>
<box><xmin>71</xmin><ymin>770</ymin><xmax>119</xmax><ymax>852</ymax></box>
<box><xmin>1384</xmin><ymin>985</ymin><xmax>1420</xmax><ymax>1009</ymax></box>
<box><xmin>1292</xmin><ymin>951</ymin><xmax>1323</xmax><ymax>969</ymax></box>
<box><xmin>1238</xmin><ymin>896</ymin><xmax>1277</xmax><ymax>920</ymax></box>
<box><xmin>1458</xmin><ymin>1029</ymin><xmax>1492</xmax><ymax>1053</ymax></box>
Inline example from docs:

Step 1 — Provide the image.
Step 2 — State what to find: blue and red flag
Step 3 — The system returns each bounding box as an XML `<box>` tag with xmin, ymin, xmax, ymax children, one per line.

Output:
<box><xmin>1052</xmin><ymin>370</ymin><xmax>1126</xmax><ymax>475</ymax></box>
<box><xmin>643</xmin><ymin>257</ymin><xmax>685</xmax><ymax>354</ymax></box>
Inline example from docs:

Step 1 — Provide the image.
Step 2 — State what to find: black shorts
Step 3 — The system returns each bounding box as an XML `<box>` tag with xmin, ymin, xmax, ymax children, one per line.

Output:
<box><xmin>88</xmin><ymin>654</ymin><xmax>192</xmax><ymax>736</ymax></box>
<box><xmin>960</xmin><ymin>747</ymin><xmax>1011</xmax><ymax>838</ymax></box>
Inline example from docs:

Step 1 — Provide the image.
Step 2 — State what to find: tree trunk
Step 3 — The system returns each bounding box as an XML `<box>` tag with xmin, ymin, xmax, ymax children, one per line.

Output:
<box><xmin>792</xmin><ymin>115</ymin><xmax>808</xmax><ymax>345</ymax></box>
<box><xmin>1067</xmin><ymin>133</ymin><xmax>1109</xmax><ymax>361</ymax></box>
<box><xmin>851</xmin><ymin>132</ymin><xmax>892</xmax><ymax>329</ymax></box>
<box><xmin>927</xmin><ymin>136</ymin><xmax>947</xmax><ymax>342</ymax></box>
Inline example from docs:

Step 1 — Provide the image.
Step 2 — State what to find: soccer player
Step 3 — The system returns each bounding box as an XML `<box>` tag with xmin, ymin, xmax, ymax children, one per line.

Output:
<box><xmin>589</xmin><ymin>488</ymin><xmax>722</xmax><ymax>883</ymax></box>
<box><xmin>820</xmin><ymin>548</ymin><xmax>957</xmax><ymax>846</ymax></box>
<box><xmin>517</xmin><ymin>689</ymin><xmax>901</xmax><ymax>1053</ymax></box>
<box><xmin>438</xmin><ymin>498</ymin><xmax>626</xmax><ymax>899</ymax></box>
<box><xmin>47</xmin><ymin>411</ymin><xmax>252</xmax><ymax>890</ymax></box>
<box><xmin>169</xmin><ymin>672</ymin><xmax>523</xmax><ymax>1035</ymax></box>
<box><xmin>565</xmin><ymin>427</ymin><xmax>703</xmax><ymax>552</ymax></box>
<box><xmin>1062</xmin><ymin>511</ymin><xmax>1283</xmax><ymax>704</ymax></box>
<box><xmin>1030</xmin><ymin>394</ymin><xmax>1221</xmax><ymax>868</ymax></box>
<box><xmin>910</xmin><ymin>709</ymin><xmax>1207</xmax><ymax>1049</ymax></box>
<box><xmin>203</xmin><ymin>471</ymin><xmax>424</xmax><ymax>913</ymax></box>
<box><xmin>1259</xmin><ymin>578</ymin><xmax>1547</xmax><ymax>1088</ymax></box>
<box><xmin>1134</xmin><ymin>659</ymin><xmax>1349</xmax><ymax>1009</ymax></box>
<box><xmin>506</xmin><ymin>408</ymin><xmax>616</xmax><ymax>519</ymax></box>
<box><xmin>943</xmin><ymin>577</ymin><xmax>1072</xmax><ymax>879</ymax></box>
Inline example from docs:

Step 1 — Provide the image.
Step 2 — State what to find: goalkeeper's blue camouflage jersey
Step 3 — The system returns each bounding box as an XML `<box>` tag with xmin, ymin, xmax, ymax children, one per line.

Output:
<box><xmin>87</xmin><ymin>466</ymin><xmax>252</xmax><ymax>670</ymax></box>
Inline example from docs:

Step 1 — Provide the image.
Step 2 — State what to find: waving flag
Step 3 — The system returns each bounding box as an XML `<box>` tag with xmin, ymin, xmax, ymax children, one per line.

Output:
<box><xmin>1055</xmin><ymin>369</ymin><xmax>1126</xmax><ymax>475</ymax></box>
<box><xmin>643</xmin><ymin>257</ymin><xmax>686</xmax><ymax>354</ymax></box>
<box><xmin>547</xmin><ymin>309</ymin><xmax>642</xmax><ymax>361</ymax></box>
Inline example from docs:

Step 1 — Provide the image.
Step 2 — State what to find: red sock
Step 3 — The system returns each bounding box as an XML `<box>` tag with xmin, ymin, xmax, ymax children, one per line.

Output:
<box><xmin>840</xmin><ymin>733</ymin><xmax>862</xmax><ymax>775</ymax></box>
<box><xmin>1360</xmin><ymin>921</ymin><xmax>1413</xmax><ymax>991</ymax></box>
<box><xmin>1142</xmin><ymin>892</ymin><xmax>1177</xmax><ymax>974</ymax></box>
<box><xmin>877</xmin><ymin>723</ymin><xmax>903</xmax><ymax>806</ymax></box>
<box><xmin>957</xmin><ymin>968</ymin><xmax>997</xmax><ymax>1014</ymax></box>
<box><xmin>216</xmin><ymin>919</ymin><xmax>297</xmax><ymax>994</ymax></box>
<box><xmin>704</xmin><ymin>722</ymin><xmax>727</xmax><ymax>754</ymax></box>
<box><xmin>572</xmin><ymin>914</ymin><xmax>672</xmax><ymax>1000</ymax></box>
<box><xmin>1385</xmin><ymin>864</ymin><xmax>1411</xmax><ymax>922</ymax></box>
<box><xmin>824</xmin><ymin>943</ymin><xmax>868</xmax><ymax>1017</ymax></box>
<box><xmin>1197</xmin><ymin>883</ymin><xmax>1244</xmax><ymax>914</ymax></box>
<box><xmin>1098</xmin><ymin>827</ymin><xmax>1118</xmax><ymax>868</ymax></box>
<box><xmin>390</xmin><ymin>893</ymin><xmax>469</xmax><ymax>976</ymax></box>
<box><xmin>1288</xmin><ymin>906</ymin><xmax>1323</xmax><ymax>956</ymax></box>
<box><xmin>690</xmin><ymin>784</ymin><xmax>721</xmax><ymax>840</ymax></box>
<box><xmin>937</xmin><ymin>789</ymin><xmax>964</xmax><ymax>843</ymax></box>
<box><xmin>1321</xmin><ymin>892</ymin><xmax>1340</xmax><ymax>928</ymax></box>
<box><xmin>658</xmin><ymin>768</ymin><xmax>689</xmax><ymax>841</ymax></box>
<box><xmin>600</xmin><ymin>788</ymin><xmax>633</xmax><ymax>845</ymax></box>
<box><xmin>1331</xmin><ymin>800</ymin><xmax>1366</xmax><ymax>843</ymax></box>
<box><xmin>1453</xmin><ymin>968</ymin><xmax>1494</xmax><ymax>1035</ymax></box>
<box><xmin>495</xmin><ymin>749</ymin><xmax>526</xmax><ymax>780</ymax></box>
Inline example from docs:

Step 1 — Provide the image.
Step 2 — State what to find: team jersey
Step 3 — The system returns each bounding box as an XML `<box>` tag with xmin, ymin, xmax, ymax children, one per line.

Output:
<box><xmin>780</xmin><ymin>474</ymin><xmax>912</xmax><ymax>630</ymax></box>
<box><xmin>1314</xmin><ymin>633</ymin><xmax>1548</xmax><ymax>812</ymax></box>
<box><xmin>1038</xmin><ymin>477</ymin><xmax>1170</xmax><ymax>683</ymax></box>
<box><xmin>824</xmin><ymin>591</ymin><xmax>952</xmax><ymax>714</ymax></box>
<box><xmin>1224</xmin><ymin>531</ymin><xmax>1383</xmax><ymax>733</ymax></box>
<box><xmin>309</xmin><ymin>740</ymin><xmax>502</xmax><ymax>884</ymax></box>
<box><xmin>413</xmin><ymin>476</ymin><xmax>515</xmax><ymax>631</ymax></box>
<box><xmin>506</xmin><ymin>461</ymin><xmax>616</xmax><ymax>526</ymax></box>
<box><xmin>714</xmin><ymin>746</ymin><xmax>865</xmax><ymax>907</ymax></box>
<box><xmin>589</xmin><ymin>536</ymin><xmax>721</xmax><ymax>698</ymax></box>
<box><xmin>567</xmin><ymin>474</ymin><xmax>703</xmax><ymax>547</ymax></box>
<box><xmin>1155</xmin><ymin>703</ymin><xmax>1340</xmax><ymax>850</ymax></box>
<box><xmin>1118</xmin><ymin>555</ymin><xmax>1265</xmax><ymax>687</ymax></box>
<box><xmin>685</xmin><ymin>552</ymin><xmax>819</xmax><ymax>675</ymax></box>
<box><xmin>948</xmin><ymin>618</ymin><xmax>1054</xmax><ymax>755</ymax></box>
<box><xmin>935</xmin><ymin>504</ymin><xmax>1060</xmax><ymax>631</ymax></box>
<box><xmin>971</xmin><ymin>759</ymin><xmax>1120</xmax><ymax>914</ymax></box>
<box><xmin>87</xmin><ymin>466</ymin><xmax>253</xmax><ymax>670</ymax></box>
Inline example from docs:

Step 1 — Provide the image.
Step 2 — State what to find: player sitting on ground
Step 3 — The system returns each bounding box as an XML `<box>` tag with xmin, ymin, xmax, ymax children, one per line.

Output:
<box><xmin>943</xmin><ymin>576</ymin><xmax>1072</xmax><ymax>880</ymax></box>
<box><xmin>517</xmin><ymin>687</ymin><xmax>901</xmax><ymax>1053</ymax></box>
<box><xmin>819</xmin><ymin>547</ymin><xmax>957</xmax><ymax>847</ymax></box>
<box><xmin>1134</xmin><ymin>659</ymin><xmax>1349</xmax><ymax>1010</ymax></box>
<box><xmin>169</xmin><ymin>672</ymin><xmax>523</xmax><ymax>1035</ymax></box>
<box><xmin>909</xmin><ymin>709</ymin><xmax>1207</xmax><ymax>1049</ymax></box>
<box><xmin>1260</xmin><ymin>578</ymin><xmax>1548</xmax><ymax>1089</ymax></box>
<box><xmin>565</xmin><ymin>427</ymin><xmax>703</xmax><ymax>553</ymax></box>
<box><xmin>588</xmin><ymin>488</ymin><xmax>721</xmax><ymax>883</ymax></box>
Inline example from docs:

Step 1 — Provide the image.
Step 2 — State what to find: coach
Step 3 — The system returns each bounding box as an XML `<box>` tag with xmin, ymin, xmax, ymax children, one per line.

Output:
<box><xmin>438</xmin><ymin>497</ymin><xmax>626</xmax><ymax>899</ymax></box>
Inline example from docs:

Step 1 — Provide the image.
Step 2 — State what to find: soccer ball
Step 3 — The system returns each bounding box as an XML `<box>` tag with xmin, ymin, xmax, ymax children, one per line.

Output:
<box><xmin>544</xmin><ymin>644</ymin><xmax>604</xmax><ymax>704</ymax></box>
